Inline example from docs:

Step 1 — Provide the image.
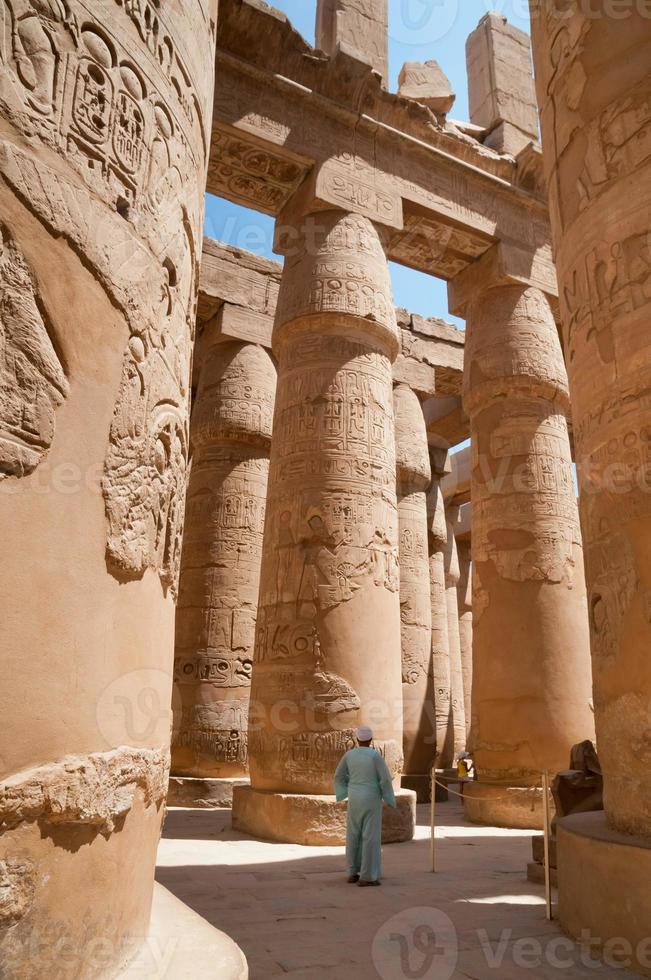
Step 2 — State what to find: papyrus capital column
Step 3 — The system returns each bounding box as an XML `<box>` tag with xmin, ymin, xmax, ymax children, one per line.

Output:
<box><xmin>427</xmin><ymin>450</ymin><xmax>454</xmax><ymax>769</ymax></box>
<box><xmin>233</xmin><ymin>204</ymin><xmax>415</xmax><ymax>843</ymax></box>
<box><xmin>530</xmin><ymin>6</ymin><xmax>651</xmax><ymax>965</ymax></box>
<box><xmin>449</xmin><ymin>247</ymin><xmax>595</xmax><ymax>827</ymax></box>
<box><xmin>0</xmin><ymin>1</ymin><xmax>247</xmax><ymax>973</ymax></box>
<box><xmin>394</xmin><ymin>383</ymin><xmax>433</xmax><ymax>798</ymax></box>
<box><xmin>171</xmin><ymin>339</ymin><xmax>276</xmax><ymax>806</ymax></box>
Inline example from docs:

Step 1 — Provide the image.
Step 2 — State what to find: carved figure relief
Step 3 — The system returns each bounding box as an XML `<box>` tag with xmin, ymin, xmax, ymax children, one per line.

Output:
<box><xmin>0</xmin><ymin>223</ymin><xmax>68</xmax><ymax>478</ymax></box>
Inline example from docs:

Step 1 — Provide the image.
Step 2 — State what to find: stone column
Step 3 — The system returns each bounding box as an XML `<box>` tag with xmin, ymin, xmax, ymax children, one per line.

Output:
<box><xmin>530</xmin><ymin>7</ymin><xmax>651</xmax><ymax>966</ymax></box>
<box><xmin>427</xmin><ymin>456</ymin><xmax>454</xmax><ymax>769</ymax></box>
<box><xmin>394</xmin><ymin>383</ymin><xmax>434</xmax><ymax>801</ymax></box>
<box><xmin>0</xmin><ymin>1</ymin><xmax>243</xmax><ymax>974</ymax></box>
<box><xmin>444</xmin><ymin>508</ymin><xmax>467</xmax><ymax>761</ymax></box>
<box><xmin>316</xmin><ymin>0</ymin><xmax>389</xmax><ymax>86</ymax></box>
<box><xmin>450</xmin><ymin>258</ymin><xmax>595</xmax><ymax>828</ymax></box>
<box><xmin>457</xmin><ymin>538</ymin><xmax>473</xmax><ymax>745</ymax></box>
<box><xmin>466</xmin><ymin>12</ymin><xmax>538</xmax><ymax>155</ymax></box>
<box><xmin>170</xmin><ymin>340</ymin><xmax>276</xmax><ymax>808</ymax></box>
<box><xmin>232</xmin><ymin>208</ymin><xmax>415</xmax><ymax>845</ymax></box>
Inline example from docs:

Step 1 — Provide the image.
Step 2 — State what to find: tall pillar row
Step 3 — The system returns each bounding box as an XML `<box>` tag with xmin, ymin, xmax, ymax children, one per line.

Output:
<box><xmin>232</xmin><ymin>207</ymin><xmax>415</xmax><ymax>844</ymax></box>
<box><xmin>394</xmin><ymin>384</ymin><xmax>434</xmax><ymax>800</ymax></box>
<box><xmin>530</xmin><ymin>6</ymin><xmax>651</xmax><ymax>967</ymax></box>
<box><xmin>170</xmin><ymin>340</ymin><xmax>276</xmax><ymax>807</ymax></box>
<box><xmin>451</xmin><ymin>261</ymin><xmax>595</xmax><ymax>829</ymax></box>
<box><xmin>427</xmin><ymin>456</ymin><xmax>454</xmax><ymax>770</ymax></box>
<box><xmin>0</xmin><ymin>1</ymin><xmax>245</xmax><ymax>974</ymax></box>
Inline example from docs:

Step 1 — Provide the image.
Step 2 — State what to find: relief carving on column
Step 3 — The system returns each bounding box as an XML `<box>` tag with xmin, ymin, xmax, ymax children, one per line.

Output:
<box><xmin>0</xmin><ymin>223</ymin><xmax>68</xmax><ymax>479</ymax></box>
<box><xmin>0</xmin><ymin>0</ymin><xmax>215</xmax><ymax>593</ymax></box>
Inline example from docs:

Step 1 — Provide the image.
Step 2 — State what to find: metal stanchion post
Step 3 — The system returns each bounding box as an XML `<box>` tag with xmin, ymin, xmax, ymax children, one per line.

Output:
<box><xmin>430</xmin><ymin>769</ymin><xmax>436</xmax><ymax>873</ymax></box>
<box><xmin>542</xmin><ymin>770</ymin><xmax>553</xmax><ymax>921</ymax></box>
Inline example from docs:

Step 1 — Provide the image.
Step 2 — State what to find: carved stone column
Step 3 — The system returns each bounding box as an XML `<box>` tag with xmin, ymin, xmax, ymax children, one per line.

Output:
<box><xmin>427</xmin><ymin>456</ymin><xmax>453</xmax><ymax>770</ymax></box>
<box><xmin>451</xmin><ymin>256</ymin><xmax>595</xmax><ymax>828</ymax></box>
<box><xmin>457</xmin><ymin>537</ymin><xmax>473</xmax><ymax>745</ymax></box>
<box><xmin>530</xmin><ymin>6</ymin><xmax>651</xmax><ymax>965</ymax></box>
<box><xmin>394</xmin><ymin>383</ymin><xmax>433</xmax><ymax>801</ymax></box>
<box><xmin>444</xmin><ymin>507</ymin><xmax>467</xmax><ymax>760</ymax></box>
<box><xmin>0</xmin><ymin>1</ymin><xmax>244</xmax><ymax>974</ymax></box>
<box><xmin>232</xmin><ymin>208</ymin><xmax>415</xmax><ymax>844</ymax></box>
<box><xmin>170</xmin><ymin>340</ymin><xmax>276</xmax><ymax>808</ymax></box>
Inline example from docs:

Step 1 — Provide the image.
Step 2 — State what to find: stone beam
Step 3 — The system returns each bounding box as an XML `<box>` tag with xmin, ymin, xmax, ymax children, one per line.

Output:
<box><xmin>441</xmin><ymin>447</ymin><xmax>471</xmax><ymax>505</ymax></box>
<box><xmin>422</xmin><ymin>396</ymin><xmax>470</xmax><ymax>451</ymax></box>
<box><xmin>211</xmin><ymin>0</ymin><xmax>553</xmax><ymax>287</ymax></box>
<box><xmin>451</xmin><ymin>501</ymin><xmax>472</xmax><ymax>544</ymax></box>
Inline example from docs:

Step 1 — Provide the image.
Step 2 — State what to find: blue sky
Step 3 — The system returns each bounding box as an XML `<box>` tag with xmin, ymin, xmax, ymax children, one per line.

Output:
<box><xmin>205</xmin><ymin>0</ymin><xmax>532</xmax><ymax>327</ymax></box>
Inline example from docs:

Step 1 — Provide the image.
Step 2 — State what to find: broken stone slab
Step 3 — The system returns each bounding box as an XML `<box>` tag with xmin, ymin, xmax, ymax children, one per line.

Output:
<box><xmin>398</xmin><ymin>60</ymin><xmax>455</xmax><ymax>116</ymax></box>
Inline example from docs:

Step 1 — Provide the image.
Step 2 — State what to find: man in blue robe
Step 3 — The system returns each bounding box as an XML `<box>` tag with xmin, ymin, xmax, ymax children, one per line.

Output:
<box><xmin>334</xmin><ymin>725</ymin><xmax>397</xmax><ymax>886</ymax></box>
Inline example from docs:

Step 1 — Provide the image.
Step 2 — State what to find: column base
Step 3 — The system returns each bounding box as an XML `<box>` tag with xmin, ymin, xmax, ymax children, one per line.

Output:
<box><xmin>117</xmin><ymin>883</ymin><xmax>247</xmax><ymax>978</ymax></box>
<box><xmin>557</xmin><ymin>812</ymin><xmax>651</xmax><ymax>976</ymax></box>
<box><xmin>232</xmin><ymin>786</ymin><xmax>416</xmax><ymax>845</ymax></box>
<box><xmin>167</xmin><ymin>775</ymin><xmax>249</xmax><ymax>809</ymax></box>
<box><xmin>463</xmin><ymin>781</ymin><xmax>548</xmax><ymax>829</ymax></box>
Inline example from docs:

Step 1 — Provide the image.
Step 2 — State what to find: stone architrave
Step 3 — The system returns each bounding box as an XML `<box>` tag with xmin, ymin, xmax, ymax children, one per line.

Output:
<box><xmin>0</xmin><ymin>1</ymin><xmax>244</xmax><ymax>975</ymax></box>
<box><xmin>444</xmin><ymin>508</ymin><xmax>467</xmax><ymax>761</ymax></box>
<box><xmin>453</xmin><ymin>265</ymin><xmax>595</xmax><ymax>829</ymax></box>
<box><xmin>530</xmin><ymin>7</ymin><xmax>651</xmax><ymax>969</ymax></box>
<box><xmin>466</xmin><ymin>12</ymin><xmax>538</xmax><ymax>155</ymax></box>
<box><xmin>316</xmin><ymin>0</ymin><xmax>389</xmax><ymax>85</ymax></box>
<box><xmin>394</xmin><ymin>383</ymin><xmax>433</xmax><ymax>799</ymax></box>
<box><xmin>456</xmin><ymin>538</ymin><xmax>473</xmax><ymax>744</ymax></box>
<box><xmin>427</xmin><ymin>455</ymin><xmax>454</xmax><ymax>770</ymax></box>
<box><xmin>232</xmin><ymin>207</ymin><xmax>415</xmax><ymax>844</ymax></box>
<box><xmin>171</xmin><ymin>340</ymin><xmax>276</xmax><ymax>807</ymax></box>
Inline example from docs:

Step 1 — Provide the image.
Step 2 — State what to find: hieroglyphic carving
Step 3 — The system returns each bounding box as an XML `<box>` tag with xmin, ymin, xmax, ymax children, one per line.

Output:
<box><xmin>172</xmin><ymin>342</ymin><xmax>276</xmax><ymax>777</ymax></box>
<box><xmin>0</xmin><ymin>0</ymin><xmax>214</xmax><ymax>592</ymax></box>
<box><xmin>208</xmin><ymin>127</ymin><xmax>308</xmax><ymax>215</ymax></box>
<box><xmin>248</xmin><ymin>210</ymin><xmax>404</xmax><ymax>795</ymax></box>
<box><xmin>0</xmin><ymin>223</ymin><xmax>68</xmax><ymax>479</ymax></box>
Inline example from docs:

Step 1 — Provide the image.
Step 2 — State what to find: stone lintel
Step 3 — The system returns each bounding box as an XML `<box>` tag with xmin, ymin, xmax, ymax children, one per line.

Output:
<box><xmin>274</xmin><ymin>161</ymin><xmax>404</xmax><ymax>244</ymax></box>
<box><xmin>448</xmin><ymin>241</ymin><xmax>558</xmax><ymax>317</ymax></box>
<box><xmin>393</xmin><ymin>351</ymin><xmax>437</xmax><ymax>400</ymax></box>
<box><xmin>207</xmin><ymin>303</ymin><xmax>275</xmax><ymax>349</ymax></box>
<box><xmin>423</xmin><ymin>395</ymin><xmax>469</xmax><ymax>451</ymax></box>
<box><xmin>198</xmin><ymin>240</ymin><xmax>281</xmax><ymax>325</ymax></box>
<box><xmin>441</xmin><ymin>446</ymin><xmax>471</xmax><ymax>505</ymax></box>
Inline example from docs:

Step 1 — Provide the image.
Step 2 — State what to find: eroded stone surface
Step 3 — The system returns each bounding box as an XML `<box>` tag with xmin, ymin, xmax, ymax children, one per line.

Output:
<box><xmin>0</xmin><ymin>747</ymin><xmax>169</xmax><ymax>833</ymax></box>
<box><xmin>398</xmin><ymin>61</ymin><xmax>455</xmax><ymax>116</ymax></box>
<box><xmin>316</xmin><ymin>0</ymin><xmax>389</xmax><ymax>85</ymax></box>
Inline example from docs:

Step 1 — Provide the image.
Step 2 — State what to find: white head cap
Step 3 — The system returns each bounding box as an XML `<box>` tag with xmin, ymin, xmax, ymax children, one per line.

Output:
<box><xmin>356</xmin><ymin>725</ymin><xmax>373</xmax><ymax>742</ymax></box>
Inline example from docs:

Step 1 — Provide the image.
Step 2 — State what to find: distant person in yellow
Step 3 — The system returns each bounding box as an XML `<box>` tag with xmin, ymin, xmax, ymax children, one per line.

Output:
<box><xmin>334</xmin><ymin>726</ymin><xmax>396</xmax><ymax>887</ymax></box>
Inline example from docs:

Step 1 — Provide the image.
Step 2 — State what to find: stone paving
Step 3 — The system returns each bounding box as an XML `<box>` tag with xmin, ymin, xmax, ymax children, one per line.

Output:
<box><xmin>157</xmin><ymin>798</ymin><xmax>635</xmax><ymax>980</ymax></box>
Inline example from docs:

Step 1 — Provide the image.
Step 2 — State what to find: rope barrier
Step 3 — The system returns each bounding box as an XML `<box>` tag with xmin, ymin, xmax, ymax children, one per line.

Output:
<box><xmin>429</xmin><ymin>770</ymin><xmax>556</xmax><ymax>923</ymax></box>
